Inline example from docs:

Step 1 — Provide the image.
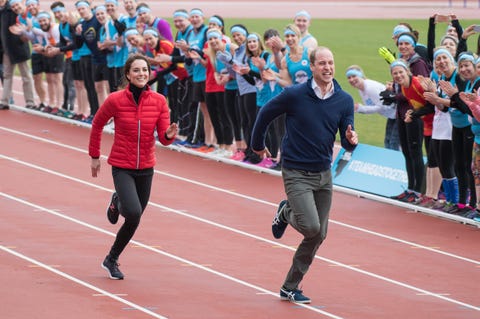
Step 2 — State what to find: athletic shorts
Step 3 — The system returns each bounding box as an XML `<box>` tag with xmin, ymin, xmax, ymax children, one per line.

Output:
<box><xmin>93</xmin><ymin>63</ymin><xmax>108</xmax><ymax>82</ymax></box>
<box><xmin>192</xmin><ymin>81</ymin><xmax>206</xmax><ymax>103</ymax></box>
<box><xmin>44</xmin><ymin>55</ymin><xmax>65</xmax><ymax>73</ymax></box>
<box><xmin>72</xmin><ymin>60</ymin><xmax>83</xmax><ymax>81</ymax></box>
<box><xmin>31</xmin><ymin>54</ymin><xmax>44</xmax><ymax>75</ymax></box>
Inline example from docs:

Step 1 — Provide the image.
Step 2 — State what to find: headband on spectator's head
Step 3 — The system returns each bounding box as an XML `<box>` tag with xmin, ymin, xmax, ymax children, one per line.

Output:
<box><xmin>390</xmin><ymin>59</ymin><xmax>409</xmax><ymax>72</ymax></box>
<box><xmin>124</xmin><ymin>28</ymin><xmax>139</xmax><ymax>38</ymax></box>
<box><xmin>207</xmin><ymin>30</ymin><xmax>222</xmax><ymax>40</ymax></box>
<box><xmin>173</xmin><ymin>11</ymin><xmax>189</xmax><ymax>19</ymax></box>
<box><xmin>105</xmin><ymin>0</ymin><xmax>118</xmax><ymax>5</ymax></box>
<box><xmin>230</xmin><ymin>26</ymin><xmax>247</xmax><ymax>36</ymax></box>
<box><xmin>392</xmin><ymin>25</ymin><xmax>410</xmax><ymax>38</ymax></box>
<box><xmin>143</xmin><ymin>28</ymin><xmax>159</xmax><ymax>38</ymax></box>
<box><xmin>9</xmin><ymin>0</ymin><xmax>23</xmax><ymax>6</ymax></box>
<box><xmin>189</xmin><ymin>9</ymin><xmax>203</xmax><ymax>17</ymax></box>
<box><xmin>345</xmin><ymin>69</ymin><xmax>364</xmax><ymax>79</ymax></box>
<box><xmin>397</xmin><ymin>33</ymin><xmax>416</xmax><ymax>47</ymax></box>
<box><xmin>136</xmin><ymin>6</ymin><xmax>151</xmax><ymax>15</ymax></box>
<box><xmin>25</xmin><ymin>0</ymin><xmax>38</xmax><ymax>6</ymax></box>
<box><xmin>36</xmin><ymin>11</ymin><xmax>51</xmax><ymax>20</ymax></box>
<box><xmin>209</xmin><ymin>16</ymin><xmax>223</xmax><ymax>27</ymax></box>
<box><xmin>94</xmin><ymin>5</ymin><xmax>106</xmax><ymax>13</ymax></box>
<box><xmin>295</xmin><ymin>10</ymin><xmax>311</xmax><ymax>20</ymax></box>
<box><xmin>433</xmin><ymin>48</ymin><xmax>454</xmax><ymax>63</ymax></box>
<box><xmin>75</xmin><ymin>1</ymin><xmax>90</xmax><ymax>9</ymax></box>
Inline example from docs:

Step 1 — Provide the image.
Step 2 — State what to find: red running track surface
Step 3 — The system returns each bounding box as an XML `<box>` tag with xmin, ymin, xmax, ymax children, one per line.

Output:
<box><xmin>1</xmin><ymin>110</ymin><xmax>479</xmax><ymax>319</ymax></box>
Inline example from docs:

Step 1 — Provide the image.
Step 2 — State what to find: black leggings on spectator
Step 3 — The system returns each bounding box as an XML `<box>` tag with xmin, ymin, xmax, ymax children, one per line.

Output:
<box><xmin>397</xmin><ymin>116</ymin><xmax>424</xmax><ymax>192</ymax></box>
<box><xmin>206</xmin><ymin>91</ymin><xmax>233</xmax><ymax>145</ymax></box>
<box><xmin>108</xmin><ymin>166</ymin><xmax>154</xmax><ymax>260</ymax></box>
<box><xmin>224</xmin><ymin>89</ymin><xmax>243</xmax><ymax>143</ymax></box>
<box><xmin>452</xmin><ymin>126</ymin><xmax>476</xmax><ymax>206</ymax></box>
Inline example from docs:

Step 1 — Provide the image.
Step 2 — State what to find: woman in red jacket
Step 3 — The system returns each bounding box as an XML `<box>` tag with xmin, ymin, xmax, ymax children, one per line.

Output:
<box><xmin>89</xmin><ymin>54</ymin><xmax>177</xmax><ymax>280</ymax></box>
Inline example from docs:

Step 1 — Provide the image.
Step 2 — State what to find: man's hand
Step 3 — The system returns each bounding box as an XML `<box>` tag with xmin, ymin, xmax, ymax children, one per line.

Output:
<box><xmin>346</xmin><ymin>125</ymin><xmax>358</xmax><ymax>145</ymax></box>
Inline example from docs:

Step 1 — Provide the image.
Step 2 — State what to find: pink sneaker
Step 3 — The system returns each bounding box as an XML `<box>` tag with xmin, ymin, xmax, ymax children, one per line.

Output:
<box><xmin>230</xmin><ymin>150</ymin><xmax>245</xmax><ymax>161</ymax></box>
<box><xmin>256</xmin><ymin>158</ymin><xmax>276</xmax><ymax>168</ymax></box>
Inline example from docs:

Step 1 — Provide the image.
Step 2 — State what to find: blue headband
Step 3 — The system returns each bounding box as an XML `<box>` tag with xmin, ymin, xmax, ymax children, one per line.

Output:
<box><xmin>124</xmin><ymin>28</ymin><xmax>139</xmax><ymax>37</ymax></box>
<box><xmin>173</xmin><ymin>11</ymin><xmax>189</xmax><ymax>19</ymax></box>
<box><xmin>94</xmin><ymin>5</ymin><xmax>106</xmax><ymax>13</ymax></box>
<box><xmin>75</xmin><ymin>1</ymin><xmax>90</xmax><ymax>9</ymax></box>
<box><xmin>36</xmin><ymin>12</ymin><xmax>51</xmax><ymax>20</ymax></box>
<box><xmin>476</xmin><ymin>57</ymin><xmax>480</xmax><ymax>65</ymax></box>
<box><xmin>209</xmin><ymin>16</ymin><xmax>223</xmax><ymax>27</ymax></box>
<box><xmin>189</xmin><ymin>9</ymin><xmax>203</xmax><ymax>17</ymax></box>
<box><xmin>390</xmin><ymin>60</ymin><xmax>409</xmax><ymax>71</ymax></box>
<box><xmin>295</xmin><ymin>10</ymin><xmax>311</xmax><ymax>20</ymax></box>
<box><xmin>207</xmin><ymin>30</ymin><xmax>222</xmax><ymax>40</ymax></box>
<box><xmin>105</xmin><ymin>0</ymin><xmax>118</xmax><ymax>5</ymax></box>
<box><xmin>136</xmin><ymin>6</ymin><xmax>151</xmax><ymax>14</ymax></box>
<box><xmin>346</xmin><ymin>69</ymin><xmax>364</xmax><ymax>78</ymax></box>
<box><xmin>143</xmin><ymin>28</ymin><xmax>159</xmax><ymax>37</ymax></box>
<box><xmin>284</xmin><ymin>29</ymin><xmax>297</xmax><ymax>36</ymax></box>
<box><xmin>392</xmin><ymin>25</ymin><xmax>410</xmax><ymax>37</ymax></box>
<box><xmin>433</xmin><ymin>48</ymin><xmax>454</xmax><ymax>62</ymax></box>
<box><xmin>230</xmin><ymin>26</ymin><xmax>247</xmax><ymax>36</ymax></box>
<box><xmin>52</xmin><ymin>6</ymin><xmax>66</xmax><ymax>13</ymax></box>
<box><xmin>26</xmin><ymin>0</ymin><xmax>38</xmax><ymax>6</ymax></box>
<box><xmin>9</xmin><ymin>0</ymin><xmax>23</xmax><ymax>5</ymax></box>
<box><xmin>457</xmin><ymin>52</ymin><xmax>475</xmax><ymax>64</ymax></box>
<box><xmin>247</xmin><ymin>33</ymin><xmax>259</xmax><ymax>41</ymax></box>
<box><xmin>397</xmin><ymin>34</ymin><xmax>416</xmax><ymax>46</ymax></box>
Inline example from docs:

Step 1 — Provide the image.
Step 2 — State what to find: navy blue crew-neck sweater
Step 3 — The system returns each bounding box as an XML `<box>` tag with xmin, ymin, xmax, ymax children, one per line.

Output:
<box><xmin>251</xmin><ymin>78</ymin><xmax>357</xmax><ymax>172</ymax></box>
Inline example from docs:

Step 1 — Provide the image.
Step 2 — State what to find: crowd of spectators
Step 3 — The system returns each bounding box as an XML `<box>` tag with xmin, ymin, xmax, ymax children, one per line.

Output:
<box><xmin>1</xmin><ymin>1</ymin><xmax>480</xmax><ymax>221</ymax></box>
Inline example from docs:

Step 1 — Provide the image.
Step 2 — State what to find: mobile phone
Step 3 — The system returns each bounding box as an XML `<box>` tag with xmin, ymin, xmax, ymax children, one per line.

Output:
<box><xmin>435</xmin><ymin>14</ymin><xmax>449</xmax><ymax>23</ymax></box>
<box><xmin>474</xmin><ymin>25</ymin><xmax>480</xmax><ymax>33</ymax></box>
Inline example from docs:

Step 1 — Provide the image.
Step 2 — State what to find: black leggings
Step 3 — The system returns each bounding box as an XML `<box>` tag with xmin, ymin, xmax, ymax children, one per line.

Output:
<box><xmin>109</xmin><ymin>166</ymin><xmax>154</xmax><ymax>259</ymax></box>
<box><xmin>429</xmin><ymin>139</ymin><xmax>455</xmax><ymax>178</ymax></box>
<box><xmin>397</xmin><ymin>116</ymin><xmax>424</xmax><ymax>192</ymax></box>
<box><xmin>452</xmin><ymin>126</ymin><xmax>475</xmax><ymax>206</ymax></box>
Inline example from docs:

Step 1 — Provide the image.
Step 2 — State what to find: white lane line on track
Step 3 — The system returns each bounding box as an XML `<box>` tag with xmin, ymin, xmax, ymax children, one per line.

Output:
<box><xmin>0</xmin><ymin>245</ymin><xmax>169</xmax><ymax>319</ymax></box>
<box><xmin>2</xmin><ymin>155</ymin><xmax>480</xmax><ymax>313</ymax></box>
<box><xmin>0</xmin><ymin>192</ymin><xmax>343</xmax><ymax>319</ymax></box>
<box><xmin>1</xmin><ymin>126</ymin><xmax>479</xmax><ymax>266</ymax></box>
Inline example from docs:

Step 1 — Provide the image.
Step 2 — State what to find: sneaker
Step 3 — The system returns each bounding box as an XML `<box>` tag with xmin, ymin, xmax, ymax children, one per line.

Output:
<box><xmin>431</xmin><ymin>200</ymin><xmax>446</xmax><ymax>210</ymax></box>
<box><xmin>230</xmin><ymin>150</ymin><xmax>245</xmax><ymax>161</ymax></box>
<box><xmin>462</xmin><ymin>208</ymin><xmax>480</xmax><ymax>219</ymax></box>
<box><xmin>401</xmin><ymin>192</ymin><xmax>420</xmax><ymax>204</ymax></box>
<box><xmin>390</xmin><ymin>190</ymin><xmax>409</xmax><ymax>200</ymax></box>
<box><xmin>280</xmin><ymin>287</ymin><xmax>311</xmax><ymax>304</ymax></box>
<box><xmin>417</xmin><ymin>196</ymin><xmax>436</xmax><ymax>208</ymax></box>
<box><xmin>272</xmin><ymin>200</ymin><xmax>288</xmax><ymax>239</ymax></box>
<box><xmin>107</xmin><ymin>193</ymin><xmax>120</xmax><ymax>224</ymax></box>
<box><xmin>256</xmin><ymin>158</ymin><xmax>276</xmax><ymax>169</ymax></box>
<box><xmin>102</xmin><ymin>255</ymin><xmax>124</xmax><ymax>280</ymax></box>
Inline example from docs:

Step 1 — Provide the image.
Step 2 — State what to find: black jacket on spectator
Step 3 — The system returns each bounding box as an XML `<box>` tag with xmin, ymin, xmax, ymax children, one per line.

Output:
<box><xmin>0</xmin><ymin>3</ymin><xmax>31</xmax><ymax>64</ymax></box>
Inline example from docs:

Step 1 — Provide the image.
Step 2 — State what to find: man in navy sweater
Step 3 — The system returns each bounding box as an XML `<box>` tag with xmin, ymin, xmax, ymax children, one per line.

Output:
<box><xmin>251</xmin><ymin>46</ymin><xmax>358</xmax><ymax>304</ymax></box>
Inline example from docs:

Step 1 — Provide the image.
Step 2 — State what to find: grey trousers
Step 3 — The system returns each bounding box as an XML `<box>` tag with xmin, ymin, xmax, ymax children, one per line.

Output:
<box><xmin>281</xmin><ymin>167</ymin><xmax>332</xmax><ymax>290</ymax></box>
<box><xmin>1</xmin><ymin>53</ymin><xmax>35</xmax><ymax>106</ymax></box>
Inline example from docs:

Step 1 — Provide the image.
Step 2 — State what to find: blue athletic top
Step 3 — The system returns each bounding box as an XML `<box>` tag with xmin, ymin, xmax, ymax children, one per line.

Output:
<box><xmin>285</xmin><ymin>46</ymin><xmax>311</xmax><ymax>85</ymax></box>
<box><xmin>444</xmin><ymin>70</ymin><xmax>470</xmax><ymax>128</ymax></box>
<box><xmin>187</xmin><ymin>24</ymin><xmax>208</xmax><ymax>82</ymax></box>
<box><xmin>248</xmin><ymin>51</ymin><xmax>270</xmax><ymax>107</ymax></box>
<box><xmin>100</xmin><ymin>20</ymin><xmax>129</xmax><ymax>68</ymax></box>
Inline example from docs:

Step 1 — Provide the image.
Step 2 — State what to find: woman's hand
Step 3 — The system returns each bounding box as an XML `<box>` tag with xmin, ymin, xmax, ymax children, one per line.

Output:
<box><xmin>166</xmin><ymin>123</ymin><xmax>178</xmax><ymax>139</ymax></box>
<box><xmin>91</xmin><ymin>158</ymin><xmax>101</xmax><ymax>178</ymax></box>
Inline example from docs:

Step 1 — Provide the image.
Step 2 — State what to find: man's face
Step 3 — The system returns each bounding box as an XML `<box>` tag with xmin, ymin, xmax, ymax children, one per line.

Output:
<box><xmin>77</xmin><ymin>6</ymin><xmax>90</xmax><ymax>19</ymax></box>
<box><xmin>53</xmin><ymin>9</ymin><xmax>67</xmax><ymax>23</ymax></box>
<box><xmin>189</xmin><ymin>14</ymin><xmax>203</xmax><ymax>28</ymax></box>
<box><xmin>123</xmin><ymin>0</ymin><xmax>136</xmax><ymax>14</ymax></box>
<box><xmin>310</xmin><ymin>49</ymin><xmax>335</xmax><ymax>86</ymax></box>
<box><xmin>173</xmin><ymin>17</ymin><xmax>187</xmax><ymax>31</ymax></box>
<box><xmin>26</xmin><ymin>3</ymin><xmax>39</xmax><ymax>16</ymax></box>
<box><xmin>38</xmin><ymin>17</ymin><xmax>50</xmax><ymax>32</ymax></box>
<box><xmin>10</xmin><ymin>2</ymin><xmax>24</xmax><ymax>15</ymax></box>
<box><xmin>0</xmin><ymin>0</ymin><xmax>7</xmax><ymax>7</ymax></box>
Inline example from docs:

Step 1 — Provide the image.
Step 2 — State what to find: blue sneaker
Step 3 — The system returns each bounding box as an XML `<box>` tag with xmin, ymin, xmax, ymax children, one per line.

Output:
<box><xmin>280</xmin><ymin>287</ymin><xmax>311</xmax><ymax>304</ymax></box>
<box><xmin>272</xmin><ymin>200</ymin><xmax>288</xmax><ymax>239</ymax></box>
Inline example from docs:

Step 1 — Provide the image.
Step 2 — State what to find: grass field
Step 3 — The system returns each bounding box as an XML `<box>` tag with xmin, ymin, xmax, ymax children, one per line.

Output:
<box><xmin>218</xmin><ymin>18</ymin><xmax>479</xmax><ymax>147</ymax></box>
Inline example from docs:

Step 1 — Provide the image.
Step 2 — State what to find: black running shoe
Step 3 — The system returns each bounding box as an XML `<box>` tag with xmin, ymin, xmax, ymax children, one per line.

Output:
<box><xmin>102</xmin><ymin>255</ymin><xmax>124</xmax><ymax>280</ymax></box>
<box><xmin>272</xmin><ymin>200</ymin><xmax>288</xmax><ymax>239</ymax></box>
<box><xmin>106</xmin><ymin>193</ymin><xmax>120</xmax><ymax>224</ymax></box>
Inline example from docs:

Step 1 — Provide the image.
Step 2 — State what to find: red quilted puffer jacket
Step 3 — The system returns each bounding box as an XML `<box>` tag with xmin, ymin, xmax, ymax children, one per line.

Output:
<box><xmin>88</xmin><ymin>85</ymin><xmax>174</xmax><ymax>169</ymax></box>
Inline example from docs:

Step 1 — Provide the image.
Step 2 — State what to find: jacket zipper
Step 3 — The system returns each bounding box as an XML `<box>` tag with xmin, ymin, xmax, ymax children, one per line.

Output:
<box><xmin>136</xmin><ymin>118</ymin><xmax>141</xmax><ymax>169</ymax></box>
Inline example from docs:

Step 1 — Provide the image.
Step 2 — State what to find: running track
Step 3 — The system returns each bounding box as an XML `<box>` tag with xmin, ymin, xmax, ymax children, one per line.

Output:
<box><xmin>2</xmin><ymin>1</ymin><xmax>480</xmax><ymax>318</ymax></box>
<box><xmin>1</xmin><ymin>106</ymin><xmax>480</xmax><ymax>318</ymax></box>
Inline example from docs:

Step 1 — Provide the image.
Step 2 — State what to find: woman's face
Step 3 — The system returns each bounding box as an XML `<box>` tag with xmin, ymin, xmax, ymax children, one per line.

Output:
<box><xmin>231</xmin><ymin>32</ymin><xmax>246</xmax><ymax>45</ymax></box>
<box><xmin>143</xmin><ymin>33</ymin><xmax>158</xmax><ymax>48</ymax></box>
<box><xmin>440</xmin><ymin>38</ymin><xmax>457</xmax><ymax>57</ymax></box>
<box><xmin>284</xmin><ymin>33</ymin><xmax>298</xmax><ymax>48</ymax></box>
<box><xmin>391</xmin><ymin>66</ymin><xmax>410</xmax><ymax>87</ymax></box>
<box><xmin>435</xmin><ymin>53</ymin><xmax>454</xmax><ymax>76</ymax></box>
<box><xmin>397</xmin><ymin>40</ymin><xmax>415</xmax><ymax>59</ymax></box>
<box><xmin>458</xmin><ymin>61</ymin><xmax>476</xmax><ymax>81</ymax></box>
<box><xmin>247</xmin><ymin>38</ymin><xmax>259</xmax><ymax>53</ymax></box>
<box><xmin>95</xmin><ymin>10</ymin><xmax>107</xmax><ymax>24</ymax></box>
<box><xmin>347</xmin><ymin>74</ymin><xmax>363</xmax><ymax>89</ymax></box>
<box><xmin>127</xmin><ymin>59</ymin><xmax>150</xmax><ymax>88</ymax></box>
<box><xmin>208</xmin><ymin>35</ymin><xmax>222</xmax><ymax>51</ymax></box>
